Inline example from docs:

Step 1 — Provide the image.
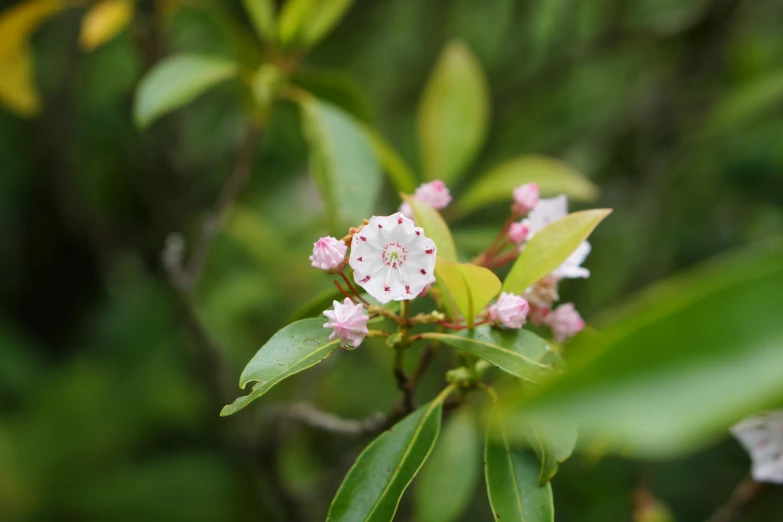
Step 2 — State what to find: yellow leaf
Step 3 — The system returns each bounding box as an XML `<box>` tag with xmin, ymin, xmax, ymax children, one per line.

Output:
<box><xmin>436</xmin><ymin>258</ymin><xmax>501</xmax><ymax>326</ymax></box>
<box><xmin>80</xmin><ymin>0</ymin><xmax>135</xmax><ymax>51</ymax></box>
<box><xmin>0</xmin><ymin>0</ymin><xmax>66</xmax><ymax>57</ymax></box>
<box><xmin>0</xmin><ymin>49</ymin><xmax>41</xmax><ymax>116</ymax></box>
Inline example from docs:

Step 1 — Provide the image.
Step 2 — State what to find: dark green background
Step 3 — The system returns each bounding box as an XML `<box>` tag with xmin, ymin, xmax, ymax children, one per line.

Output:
<box><xmin>2</xmin><ymin>0</ymin><xmax>782</xmax><ymax>520</ymax></box>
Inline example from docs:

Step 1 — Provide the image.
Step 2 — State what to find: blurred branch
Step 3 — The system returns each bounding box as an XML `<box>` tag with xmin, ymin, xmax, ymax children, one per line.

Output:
<box><xmin>705</xmin><ymin>476</ymin><xmax>765</xmax><ymax>522</ymax></box>
<box><xmin>274</xmin><ymin>403</ymin><xmax>387</xmax><ymax>437</ymax></box>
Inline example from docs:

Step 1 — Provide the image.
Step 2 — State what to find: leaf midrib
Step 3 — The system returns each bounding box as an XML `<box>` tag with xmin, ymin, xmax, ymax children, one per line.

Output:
<box><xmin>422</xmin><ymin>332</ymin><xmax>548</xmax><ymax>369</ymax></box>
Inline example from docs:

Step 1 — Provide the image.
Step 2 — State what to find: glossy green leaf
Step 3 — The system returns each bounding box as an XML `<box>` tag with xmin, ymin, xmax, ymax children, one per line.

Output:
<box><xmin>415</xmin><ymin>408</ymin><xmax>480</xmax><ymax>522</ymax></box>
<box><xmin>299</xmin><ymin>96</ymin><xmax>382</xmax><ymax>232</ymax></box>
<box><xmin>418</xmin><ymin>40</ymin><xmax>489</xmax><ymax>184</ymax></box>
<box><xmin>242</xmin><ymin>0</ymin><xmax>276</xmax><ymax>42</ymax></box>
<box><xmin>503</xmin><ymin>209</ymin><xmax>611</xmax><ymax>294</ymax></box>
<box><xmin>435</xmin><ymin>258</ymin><xmax>501</xmax><ymax>326</ymax></box>
<box><xmin>402</xmin><ymin>196</ymin><xmax>457</xmax><ymax>262</ymax></box>
<box><xmin>503</xmin><ymin>418</ymin><xmax>577</xmax><ymax>486</ymax></box>
<box><xmin>422</xmin><ymin>326</ymin><xmax>556</xmax><ymax>383</ymax></box>
<box><xmin>456</xmin><ymin>155</ymin><xmax>599</xmax><ymax>217</ymax></box>
<box><xmin>134</xmin><ymin>54</ymin><xmax>239</xmax><ymax>129</ymax></box>
<box><xmin>327</xmin><ymin>388</ymin><xmax>453</xmax><ymax>522</ymax></box>
<box><xmin>220</xmin><ymin>318</ymin><xmax>340</xmax><ymax>416</ymax></box>
<box><xmin>364</xmin><ymin>127</ymin><xmax>418</xmax><ymax>193</ymax></box>
<box><xmin>501</xmin><ymin>241</ymin><xmax>783</xmax><ymax>457</ymax></box>
<box><xmin>485</xmin><ymin>424</ymin><xmax>554</xmax><ymax>522</ymax></box>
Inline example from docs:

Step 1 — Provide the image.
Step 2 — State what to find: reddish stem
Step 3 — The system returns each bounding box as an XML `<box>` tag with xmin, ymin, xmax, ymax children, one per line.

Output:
<box><xmin>340</xmin><ymin>272</ymin><xmax>370</xmax><ymax>305</ymax></box>
<box><xmin>333</xmin><ymin>280</ymin><xmax>356</xmax><ymax>303</ymax></box>
<box><xmin>437</xmin><ymin>319</ymin><xmax>491</xmax><ymax>331</ymax></box>
<box><xmin>483</xmin><ymin>249</ymin><xmax>519</xmax><ymax>270</ymax></box>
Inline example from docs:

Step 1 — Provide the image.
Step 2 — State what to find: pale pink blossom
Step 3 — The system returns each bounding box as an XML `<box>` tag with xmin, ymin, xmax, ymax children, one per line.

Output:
<box><xmin>489</xmin><ymin>292</ymin><xmax>530</xmax><ymax>329</ymax></box>
<box><xmin>323</xmin><ymin>298</ymin><xmax>369</xmax><ymax>349</ymax></box>
<box><xmin>512</xmin><ymin>183</ymin><xmax>539</xmax><ymax>214</ymax></box>
<box><xmin>528</xmin><ymin>195</ymin><xmax>591</xmax><ymax>280</ymax></box>
<box><xmin>309</xmin><ymin>236</ymin><xmax>347</xmax><ymax>271</ymax></box>
<box><xmin>545</xmin><ymin>303</ymin><xmax>585</xmax><ymax>342</ymax></box>
<box><xmin>523</xmin><ymin>275</ymin><xmax>560</xmax><ymax>309</ymax></box>
<box><xmin>508</xmin><ymin>219</ymin><xmax>530</xmax><ymax>244</ymax></box>
<box><xmin>399</xmin><ymin>180</ymin><xmax>452</xmax><ymax>218</ymax></box>
<box><xmin>731</xmin><ymin>411</ymin><xmax>783</xmax><ymax>484</ymax></box>
<box><xmin>528</xmin><ymin>305</ymin><xmax>550</xmax><ymax>327</ymax></box>
<box><xmin>348</xmin><ymin>213</ymin><xmax>437</xmax><ymax>304</ymax></box>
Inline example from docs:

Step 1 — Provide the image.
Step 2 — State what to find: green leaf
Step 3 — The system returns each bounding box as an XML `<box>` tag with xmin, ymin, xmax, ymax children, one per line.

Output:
<box><xmin>301</xmin><ymin>0</ymin><xmax>355</xmax><ymax>46</ymax></box>
<box><xmin>415</xmin><ymin>408</ymin><xmax>480</xmax><ymax>522</ymax></box>
<box><xmin>242</xmin><ymin>0</ymin><xmax>276</xmax><ymax>42</ymax></box>
<box><xmin>327</xmin><ymin>388</ymin><xmax>453</xmax><ymax>522</ymax></box>
<box><xmin>504</xmin><ymin>418</ymin><xmax>577</xmax><ymax>486</ymax></box>
<box><xmin>402</xmin><ymin>196</ymin><xmax>457</xmax><ymax>262</ymax></box>
<box><xmin>422</xmin><ymin>326</ymin><xmax>557</xmax><ymax>383</ymax></box>
<box><xmin>435</xmin><ymin>258</ymin><xmax>501</xmax><ymax>326</ymax></box>
<box><xmin>299</xmin><ymin>96</ymin><xmax>382</xmax><ymax>232</ymax></box>
<box><xmin>456</xmin><ymin>155</ymin><xmax>599</xmax><ymax>217</ymax></box>
<box><xmin>485</xmin><ymin>424</ymin><xmax>554</xmax><ymax>522</ymax></box>
<box><xmin>220</xmin><ymin>318</ymin><xmax>340</xmax><ymax>416</ymax></box>
<box><xmin>292</xmin><ymin>67</ymin><xmax>372</xmax><ymax>122</ymax></box>
<box><xmin>501</xmin><ymin>241</ymin><xmax>783</xmax><ymax>457</ymax></box>
<box><xmin>277</xmin><ymin>0</ymin><xmax>315</xmax><ymax>46</ymax></box>
<box><xmin>503</xmin><ymin>209</ymin><xmax>611</xmax><ymax>294</ymax></box>
<box><xmin>364</xmin><ymin>127</ymin><xmax>418</xmax><ymax>193</ymax></box>
<box><xmin>706</xmin><ymin>72</ymin><xmax>783</xmax><ymax>135</ymax></box>
<box><xmin>418</xmin><ymin>40</ymin><xmax>489</xmax><ymax>184</ymax></box>
<box><xmin>133</xmin><ymin>54</ymin><xmax>239</xmax><ymax>129</ymax></box>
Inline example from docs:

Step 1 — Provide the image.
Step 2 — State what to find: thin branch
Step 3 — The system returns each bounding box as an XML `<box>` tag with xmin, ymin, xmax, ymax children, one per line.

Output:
<box><xmin>705</xmin><ymin>476</ymin><xmax>765</xmax><ymax>522</ymax></box>
<box><xmin>333</xmin><ymin>280</ymin><xmax>356</xmax><ymax>302</ymax></box>
<box><xmin>182</xmin><ymin>124</ymin><xmax>262</xmax><ymax>290</ymax></box>
<box><xmin>273</xmin><ymin>402</ymin><xmax>386</xmax><ymax>437</ymax></box>
<box><xmin>340</xmin><ymin>271</ymin><xmax>369</xmax><ymax>305</ymax></box>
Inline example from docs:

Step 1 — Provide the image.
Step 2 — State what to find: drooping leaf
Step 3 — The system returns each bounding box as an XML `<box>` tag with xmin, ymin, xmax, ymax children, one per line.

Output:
<box><xmin>363</xmin><ymin>127</ymin><xmax>417</xmax><ymax>193</ymax></box>
<box><xmin>503</xmin><ymin>209</ymin><xmax>611</xmax><ymax>294</ymax></box>
<box><xmin>79</xmin><ymin>0</ymin><xmax>134</xmax><ymax>51</ymax></box>
<box><xmin>501</xmin><ymin>241</ymin><xmax>783</xmax><ymax>457</ymax></box>
<box><xmin>298</xmin><ymin>96</ymin><xmax>382</xmax><ymax>232</ymax></box>
<box><xmin>415</xmin><ymin>408</ymin><xmax>481</xmax><ymax>522</ymax></box>
<box><xmin>402</xmin><ymin>196</ymin><xmax>457</xmax><ymax>262</ymax></box>
<box><xmin>0</xmin><ymin>48</ymin><xmax>41</xmax><ymax>117</ymax></box>
<box><xmin>456</xmin><ymin>155</ymin><xmax>599</xmax><ymax>217</ymax></box>
<box><xmin>435</xmin><ymin>258</ymin><xmax>501</xmax><ymax>326</ymax></box>
<box><xmin>485</xmin><ymin>423</ymin><xmax>554</xmax><ymax>522</ymax></box>
<box><xmin>503</xmin><ymin>418</ymin><xmax>577</xmax><ymax>486</ymax></box>
<box><xmin>422</xmin><ymin>326</ymin><xmax>556</xmax><ymax>383</ymax></box>
<box><xmin>133</xmin><ymin>54</ymin><xmax>239</xmax><ymax>129</ymax></box>
<box><xmin>327</xmin><ymin>388</ymin><xmax>453</xmax><ymax>522</ymax></box>
<box><xmin>242</xmin><ymin>0</ymin><xmax>276</xmax><ymax>42</ymax></box>
<box><xmin>418</xmin><ymin>40</ymin><xmax>489</xmax><ymax>184</ymax></box>
<box><xmin>220</xmin><ymin>318</ymin><xmax>340</xmax><ymax>416</ymax></box>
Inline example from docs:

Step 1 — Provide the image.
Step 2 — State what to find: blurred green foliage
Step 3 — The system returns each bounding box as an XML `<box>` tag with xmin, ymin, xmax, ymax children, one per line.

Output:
<box><xmin>2</xmin><ymin>0</ymin><xmax>783</xmax><ymax>520</ymax></box>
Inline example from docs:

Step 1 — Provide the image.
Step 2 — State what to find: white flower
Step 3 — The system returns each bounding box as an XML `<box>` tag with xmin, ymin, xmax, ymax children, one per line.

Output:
<box><xmin>309</xmin><ymin>236</ymin><xmax>347</xmax><ymax>271</ymax></box>
<box><xmin>399</xmin><ymin>180</ymin><xmax>452</xmax><ymax>218</ymax></box>
<box><xmin>323</xmin><ymin>298</ymin><xmax>369</xmax><ymax>349</ymax></box>
<box><xmin>349</xmin><ymin>213</ymin><xmax>437</xmax><ymax>304</ymax></box>
<box><xmin>488</xmin><ymin>292</ymin><xmax>530</xmax><ymax>329</ymax></box>
<box><xmin>731</xmin><ymin>411</ymin><xmax>783</xmax><ymax>484</ymax></box>
<box><xmin>528</xmin><ymin>195</ymin><xmax>591</xmax><ymax>280</ymax></box>
<box><xmin>545</xmin><ymin>303</ymin><xmax>585</xmax><ymax>342</ymax></box>
<box><xmin>508</xmin><ymin>219</ymin><xmax>530</xmax><ymax>244</ymax></box>
<box><xmin>512</xmin><ymin>183</ymin><xmax>539</xmax><ymax>214</ymax></box>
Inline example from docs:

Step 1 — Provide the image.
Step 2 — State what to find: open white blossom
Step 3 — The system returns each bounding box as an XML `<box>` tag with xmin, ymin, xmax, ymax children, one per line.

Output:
<box><xmin>528</xmin><ymin>195</ymin><xmax>591</xmax><ymax>280</ymax></box>
<box><xmin>731</xmin><ymin>411</ymin><xmax>783</xmax><ymax>484</ymax></box>
<box><xmin>349</xmin><ymin>213</ymin><xmax>437</xmax><ymax>304</ymax></box>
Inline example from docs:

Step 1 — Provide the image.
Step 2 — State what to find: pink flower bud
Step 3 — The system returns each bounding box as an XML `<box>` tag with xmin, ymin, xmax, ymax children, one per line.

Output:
<box><xmin>512</xmin><ymin>183</ymin><xmax>539</xmax><ymax>214</ymax></box>
<box><xmin>398</xmin><ymin>180</ymin><xmax>452</xmax><ymax>218</ymax></box>
<box><xmin>310</xmin><ymin>236</ymin><xmax>347</xmax><ymax>271</ymax></box>
<box><xmin>323</xmin><ymin>298</ymin><xmax>369</xmax><ymax>349</ymax></box>
<box><xmin>418</xmin><ymin>284</ymin><xmax>431</xmax><ymax>298</ymax></box>
<box><xmin>489</xmin><ymin>292</ymin><xmax>530</xmax><ymax>329</ymax></box>
<box><xmin>508</xmin><ymin>219</ymin><xmax>530</xmax><ymax>244</ymax></box>
<box><xmin>545</xmin><ymin>303</ymin><xmax>585</xmax><ymax>342</ymax></box>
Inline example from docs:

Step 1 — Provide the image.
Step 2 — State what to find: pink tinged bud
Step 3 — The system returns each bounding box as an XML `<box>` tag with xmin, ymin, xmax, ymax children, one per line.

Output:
<box><xmin>413</xmin><ymin>180</ymin><xmax>452</xmax><ymax>210</ymax></box>
<box><xmin>512</xmin><ymin>183</ymin><xmax>539</xmax><ymax>214</ymax></box>
<box><xmin>731</xmin><ymin>411</ymin><xmax>783</xmax><ymax>484</ymax></box>
<box><xmin>508</xmin><ymin>220</ymin><xmax>530</xmax><ymax>244</ymax></box>
<box><xmin>528</xmin><ymin>304</ymin><xmax>550</xmax><ymax>326</ymax></box>
<box><xmin>545</xmin><ymin>303</ymin><xmax>585</xmax><ymax>342</ymax></box>
<box><xmin>418</xmin><ymin>284</ymin><xmax>431</xmax><ymax>298</ymax></box>
<box><xmin>310</xmin><ymin>236</ymin><xmax>347</xmax><ymax>270</ymax></box>
<box><xmin>491</xmin><ymin>292</ymin><xmax>530</xmax><ymax>329</ymax></box>
<box><xmin>323</xmin><ymin>298</ymin><xmax>370</xmax><ymax>349</ymax></box>
<box><xmin>348</xmin><ymin>213</ymin><xmax>437</xmax><ymax>304</ymax></box>
<box><xmin>399</xmin><ymin>201</ymin><xmax>414</xmax><ymax>219</ymax></box>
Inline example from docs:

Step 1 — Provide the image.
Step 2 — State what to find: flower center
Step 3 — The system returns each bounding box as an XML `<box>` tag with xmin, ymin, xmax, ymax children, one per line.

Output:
<box><xmin>382</xmin><ymin>242</ymin><xmax>407</xmax><ymax>268</ymax></box>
